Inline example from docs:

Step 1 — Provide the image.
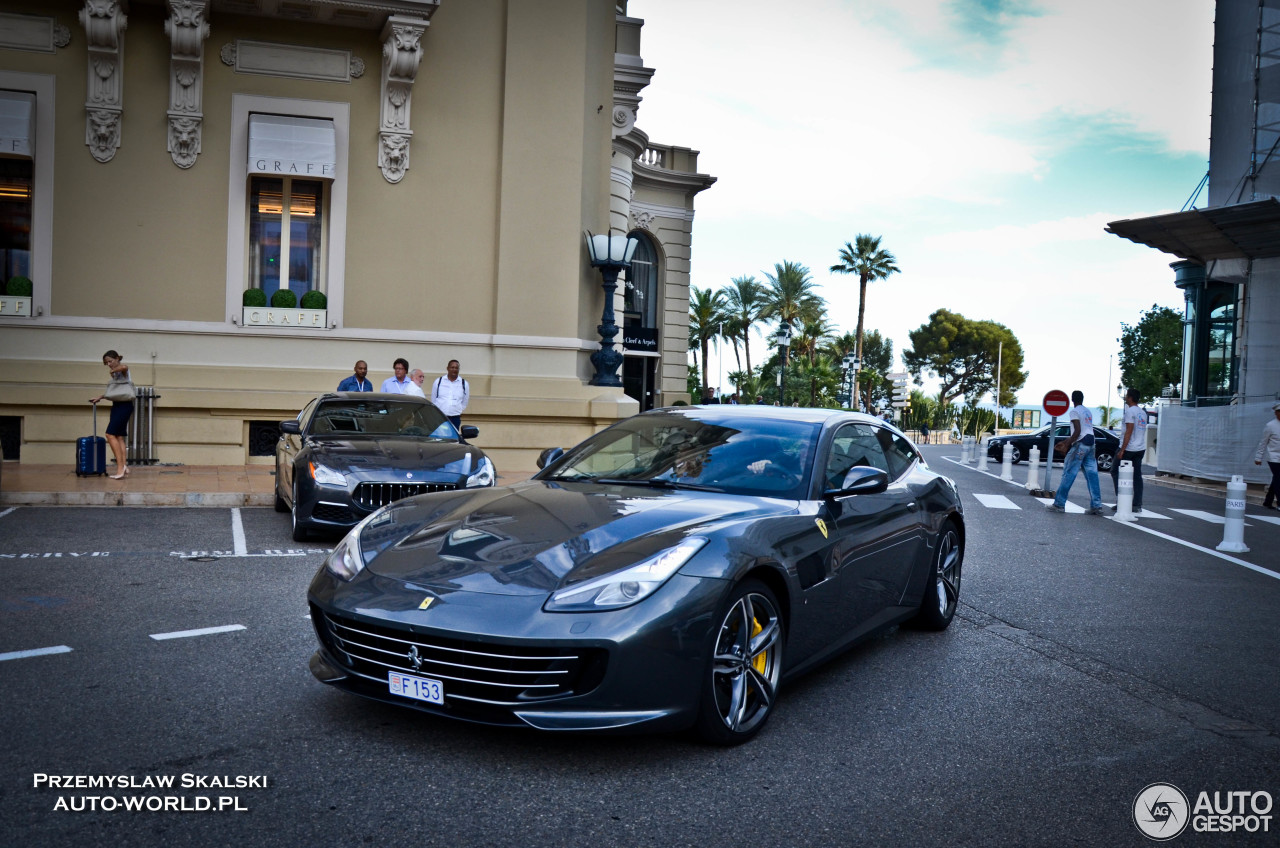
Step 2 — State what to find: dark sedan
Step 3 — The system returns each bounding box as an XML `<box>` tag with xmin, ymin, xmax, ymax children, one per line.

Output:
<box><xmin>306</xmin><ymin>406</ymin><xmax>964</xmax><ymax>744</ymax></box>
<box><xmin>986</xmin><ymin>422</ymin><xmax>1120</xmax><ymax>471</ymax></box>
<box><xmin>276</xmin><ymin>393</ymin><xmax>494</xmax><ymax>542</ymax></box>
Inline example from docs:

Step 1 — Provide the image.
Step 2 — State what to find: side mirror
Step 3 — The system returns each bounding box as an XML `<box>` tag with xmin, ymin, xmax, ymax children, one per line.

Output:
<box><xmin>536</xmin><ymin>447</ymin><xmax>564</xmax><ymax>470</ymax></box>
<box><xmin>460</xmin><ymin>425</ymin><xmax>479</xmax><ymax>440</ymax></box>
<box><xmin>825</xmin><ymin>465</ymin><xmax>889</xmax><ymax>498</ymax></box>
<box><xmin>280</xmin><ymin>420</ymin><xmax>301</xmax><ymax>435</ymax></box>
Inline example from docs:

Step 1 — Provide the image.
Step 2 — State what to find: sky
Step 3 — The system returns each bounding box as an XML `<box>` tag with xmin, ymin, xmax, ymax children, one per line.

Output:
<box><xmin>630</xmin><ymin>0</ymin><xmax>1215</xmax><ymax>413</ymax></box>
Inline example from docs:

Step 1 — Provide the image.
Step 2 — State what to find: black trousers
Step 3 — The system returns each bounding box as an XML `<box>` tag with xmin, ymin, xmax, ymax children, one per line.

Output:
<box><xmin>1267</xmin><ymin>461</ymin><xmax>1280</xmax><ymax>506</ymax></box>
<box><xmin>1110</xmin><ymin>449</ymin><xmax>1145</xmax><ymax>509</ymax></box>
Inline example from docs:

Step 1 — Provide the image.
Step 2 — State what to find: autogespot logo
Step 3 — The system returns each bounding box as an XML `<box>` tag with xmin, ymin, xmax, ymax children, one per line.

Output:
<box><xmin>1134</xmin><ymin>783</ymin><xmax>1190</xmax><ymax>841</ymax></box>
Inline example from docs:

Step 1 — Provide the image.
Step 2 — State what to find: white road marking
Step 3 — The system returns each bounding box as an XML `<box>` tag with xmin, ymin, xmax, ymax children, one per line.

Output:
<box><xmin>150</xmin><ymin>624</ymin><xmax>246</xmax><ymax>641</ymax></box>
<box><xmin>1034</xmin><ymin>497</ymin><xmax>1087</xmax><ymax>514</ymax></box>
<box><xmin>1115</xmin><ymin>521</ymin><xmax>1280</xmax><ymax>583</ymax></box>
<box><xmin>0</xmin><ymin>645</ymin><xmax>72</xmax><ymax>662</ymax></box>
<box><xmin>1248</xmin><ymin>513</ymin><xmax>1280</xmax><ymax>526</ymax></box>
<box><xmin>231</xmin><ymin>508</ymin><xmax>248</xmax><ymax>557</ymax></box>
<box><xmin>1168</xmin><ymin>508</ymin><xmax>1253</xmax><ymax>526</ymax></box>
<box><xmin>974</xmin><ymin>494</ymin><xmax>1021</xmax><ymax>510</ymax></box>
<box><xmin>0</xmin><ymin>507</ymin><xmax>16</xmax><ymax>520</ymax></box>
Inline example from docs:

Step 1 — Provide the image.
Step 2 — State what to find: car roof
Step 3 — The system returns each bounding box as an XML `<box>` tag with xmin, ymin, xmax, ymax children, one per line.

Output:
<box><xmin>323</xmin><ymin>392</ymin><xmax>430</xmax><ymax>402</ymax></box>
<box><xmin>652</xmin><ymin>405</ymin><xmax>892</xmax><ymax>427</ymax></box>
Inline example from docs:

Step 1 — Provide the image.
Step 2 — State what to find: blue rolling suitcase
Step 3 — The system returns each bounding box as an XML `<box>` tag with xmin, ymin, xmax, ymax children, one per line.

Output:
<box><xmin>76</xmin><ymin>403</ymin><xmax>107</xmax><ymax>477</ymax></box>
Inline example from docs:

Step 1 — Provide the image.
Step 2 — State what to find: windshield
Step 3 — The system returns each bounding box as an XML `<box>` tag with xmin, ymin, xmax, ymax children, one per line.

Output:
<box><xmin>308</xmin><ymin>399</ymin><xmax>458</xmax><ymax>440</ymax></box>
<box><xmin>540</xmin><ymin>410</ymin><xmax>820</xmax><ymax>498</ymax></box>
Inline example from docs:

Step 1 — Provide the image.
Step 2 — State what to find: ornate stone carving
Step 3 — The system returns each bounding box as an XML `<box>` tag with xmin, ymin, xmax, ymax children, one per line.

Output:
<box><xmin>350</xmin><ymin>56</ymin><xmax>365</xmax><ymax>78</ymax></box>
<box><xmin>164</xmin><ymin>1</ymin><xmax>209</xmax><ymax>169</ymax></box>
<box><xmin>220</xmin><ymin>42</ymin><xmax>235</xmax><ymax>65</ymax></box>
<box><xmin>53</xmin><ymin>24</ymin><xmax>71</xmax><ymax>48</ymax></box>
<box><xmin>378</xmin><ymin>16</ymin><xmax>427</xmax><ymax>183</ymax></box>
<box><xmin>79</xmin><ymin>0</ymin><xmax>127</xmax><ymax>162</ymax></box>
<box><xmin>632</xmin><ymin>210</ymin><xmax>654</xmax><ymax>231</ymax></box>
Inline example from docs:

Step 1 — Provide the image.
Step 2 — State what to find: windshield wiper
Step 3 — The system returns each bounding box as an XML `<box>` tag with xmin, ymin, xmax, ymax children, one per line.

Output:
<box><xmin>591</xmin><ymin>477</ymin><xmax>724</xmax><ymax>493</ymax></box>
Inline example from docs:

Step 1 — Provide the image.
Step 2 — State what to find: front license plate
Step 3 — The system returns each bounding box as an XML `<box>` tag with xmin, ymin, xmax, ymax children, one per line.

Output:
<box><xmin>388</xmin><ymin>670</ymin><xmax>444</xmax><ymax>704</ymax></box>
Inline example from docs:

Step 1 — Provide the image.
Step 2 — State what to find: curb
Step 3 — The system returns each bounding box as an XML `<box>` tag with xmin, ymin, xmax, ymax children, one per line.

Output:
<box><xmin>0</xmin><ymin>492</ymin><xmax>274</xmax><ymax>507</ymax></box>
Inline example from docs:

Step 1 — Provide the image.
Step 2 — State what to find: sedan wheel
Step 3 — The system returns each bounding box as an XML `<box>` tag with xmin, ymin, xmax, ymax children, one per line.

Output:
<box><xmin>1096</xmin><ymin>451</ymin><xmax>1115</xmax><ymax>473</ymax></box>
<box><xmin>913</xmin><ymin>523</ymin><xmax>962</xmax><ymax>631</ymax></box>
<box><xmin>1010</xmin><ymin>445</ymin><xmax>1023</xmax><ymax>464</ymax></box>
<box><xmin>274</xmin><ymin>460</ymin><xmax>289</xmax><ymax>513</ymax></box>
<box><xmin>695</xmin><ymin>579</ymin><xmax>783</xmax><ymax>745</ymax></box>
<box><xmin>291</xmin><ymin>480</ymin><xmax>309</xmax><ymax>543</ymax></box>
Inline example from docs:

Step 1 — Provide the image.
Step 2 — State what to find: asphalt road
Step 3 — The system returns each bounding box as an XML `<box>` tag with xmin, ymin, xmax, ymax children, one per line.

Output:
<box><xmin>1</xmin><ymin>446</ymin><xmax>1278</xmax><ymax>847</ymax></box>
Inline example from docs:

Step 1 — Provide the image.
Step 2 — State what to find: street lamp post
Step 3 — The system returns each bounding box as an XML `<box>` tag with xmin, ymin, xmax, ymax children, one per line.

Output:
<box><xmin>841</xmin><ymin>353</ymin><xmax>860</xmax><ymax>410</ymax></box>
<box><xmin>584</xmin><ymin>230</ymin><xmax>639</xmax><ymax>387</ymax></box>
<box><xmin>772</xmin><ymin>323</ymin><xmax>792</xmax><ymax>405</ymax></box>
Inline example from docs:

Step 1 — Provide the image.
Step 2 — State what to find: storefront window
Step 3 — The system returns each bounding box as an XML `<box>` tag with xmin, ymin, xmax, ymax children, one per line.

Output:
<box><xmin>0</xmin><ymin>157</ymin><xmax>32</xmax><ymax>286</ymax></box>
<box><xmin>248</xmin><ymin>177</ymin><xmax>324</xmax><ymax>299</ymax></box>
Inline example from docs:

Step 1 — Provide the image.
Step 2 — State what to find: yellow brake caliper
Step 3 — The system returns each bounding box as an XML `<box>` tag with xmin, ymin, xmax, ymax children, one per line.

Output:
<box><xmin>751</xmin><ymin>617</ymin><xmax>766</xmax><ymax>673</ymax></box>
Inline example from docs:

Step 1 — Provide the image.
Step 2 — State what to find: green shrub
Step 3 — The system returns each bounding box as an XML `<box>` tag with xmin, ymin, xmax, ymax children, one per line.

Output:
<box><xmin>270</xmin><ymin>289</ymin><xmax>298</xmax><ymax>309</ymax></box>
<box><xmin>5</xmin><ymin>275</ymin><xmax>32</xmax><ymax>297</ymax></box>
<box><xmin>299</xmin><ymin>290</ymin><xmax>327</xmax><ymax>310</ymax></box>
<box><xmin>242</xmin><ymin>288</ymin><xmax>267</xmax><ymax>307</ymax></box>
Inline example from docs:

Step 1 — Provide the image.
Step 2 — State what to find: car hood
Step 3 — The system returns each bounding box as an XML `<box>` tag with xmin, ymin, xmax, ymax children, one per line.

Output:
<box><xmin>307</xmin><ymin>437</ymin><xmax>481</xmax><ymax>478</ymax></box>
<box><xmin>358</xmin><ymin>480</ymin><xmax>795</xmax><ymax>597</ymax></box>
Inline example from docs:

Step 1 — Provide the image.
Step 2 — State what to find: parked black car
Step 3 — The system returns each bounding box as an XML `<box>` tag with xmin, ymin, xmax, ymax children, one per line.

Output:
<box><xmin>986</xmin><ymin>422</ymin><xmax>1120</xmax><ymax>471</ymax></box>
<box><xmin>307</xmin><ymin>406</ymin><xmax>965</xmax><ymax>745</ymax></box>
<box><xmin>276</xmin><ymin>393</ymin><xmax>494</xmax><ymax>542</ymax></box>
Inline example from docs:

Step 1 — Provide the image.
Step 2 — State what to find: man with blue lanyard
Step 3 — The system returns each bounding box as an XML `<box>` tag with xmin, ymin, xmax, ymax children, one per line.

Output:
<box><xmin>1046</xmin><ymin>389</ymin><xmax>1105</xmax><ymax>515</ymax></box>
<box><xmin>336</xmin><ymin>360</ymin><xmax>372</xmax><ymax>392</ymax></box>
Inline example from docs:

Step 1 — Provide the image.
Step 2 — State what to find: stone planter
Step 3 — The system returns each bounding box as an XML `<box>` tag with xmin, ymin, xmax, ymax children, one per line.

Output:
<box><xmin>241</xmin><ymin>307</ymin><xmax>327</xmax><ymax>328</ymax></box>
<box><xmin>0</xmin><ymin>295</ymin><xmax>32</xmax><ymax>317</ymax></box>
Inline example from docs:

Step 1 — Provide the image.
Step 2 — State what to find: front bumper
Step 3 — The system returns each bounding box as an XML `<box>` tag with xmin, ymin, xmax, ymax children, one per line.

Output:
<box><xmin>306</xmin><ymin>568</ymin><xmax>726</xmax><ymax>734</ymax></box>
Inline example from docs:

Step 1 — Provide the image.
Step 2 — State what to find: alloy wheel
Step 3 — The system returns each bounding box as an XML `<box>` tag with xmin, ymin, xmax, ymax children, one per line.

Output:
<box><xmin>710</xmin><ymin>589</ymin><xmax>782</xmax><ymax>736</ymax></box>
<box><xmin>934</xmin><ymin>529</ymin><xmax>962</xmax><ymax>620</ymax></box>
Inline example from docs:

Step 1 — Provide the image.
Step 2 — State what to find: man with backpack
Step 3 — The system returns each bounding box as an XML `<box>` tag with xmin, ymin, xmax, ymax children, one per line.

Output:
<box><xmin>432</xmin><ymin>359</ymin><xmax>470</xmax><ymax>429</ymax></box>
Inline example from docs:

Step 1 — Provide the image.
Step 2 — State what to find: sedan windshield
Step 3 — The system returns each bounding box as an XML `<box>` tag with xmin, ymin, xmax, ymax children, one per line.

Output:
<box><xmin>309</xmin><ymin>399</ymin><xmax>457</xmax><ymax>440</ymax></box>
<box><xmin>542</xmin><ymin>411</ymin><xmax>820</xmax><ymax>498</ymax></box>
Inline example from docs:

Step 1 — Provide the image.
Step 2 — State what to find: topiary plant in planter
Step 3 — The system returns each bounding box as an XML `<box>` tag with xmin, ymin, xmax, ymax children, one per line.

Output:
<box><xmin>243</xmin><ymin>288</ymin><xmax>267</xmax><ymax>307</ymax></box>
<box><xmin>299</xmin><ymin>290</ymin><xmax>327</xmax><ymax>310</ymax></box>
<box><xmin>270</xmin><ymin>289</ymin><xmax>298</xmax><ymax>308</ymax></box>
<box><xmin>6</xmin><ymin>275</ymin><xmax>32</xmax><ymax>297</ymax></box>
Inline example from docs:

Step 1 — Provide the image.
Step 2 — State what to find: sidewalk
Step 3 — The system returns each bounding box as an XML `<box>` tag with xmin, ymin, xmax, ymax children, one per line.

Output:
<box><xmin>0</xmin><ymin>463</ymin><xmax>536</xmax><ymax>507</ymax></box>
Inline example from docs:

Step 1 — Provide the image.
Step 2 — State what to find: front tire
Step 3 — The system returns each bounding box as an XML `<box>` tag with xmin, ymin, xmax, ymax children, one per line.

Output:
<box><xmin>1096</xmin><ymin>451</ymin><xmax>1115</xmax><ymax>473</ymax></box>
<box><xmin>913</xmin><ymin>522</ymin><xmax>962</xmax><ymax>631</ymax></box>
<box><xmin>291</xmin><ymin>480</ymin><xmax>309</xmax><ymax>542</ymax></box>
<box><xmin>274</xmin><ymin>460</ymin><xmax>289</xmax><ymax>512</ymax></box>
<box><xmin>694</xmin><ymin>579</ymin><xmax>783</xmax><ymax>746</ymax></box>
<box><xmin>1009</xmin><ymin>445</ymin><xmax>1023</xmax><ymax>464</ymax></box>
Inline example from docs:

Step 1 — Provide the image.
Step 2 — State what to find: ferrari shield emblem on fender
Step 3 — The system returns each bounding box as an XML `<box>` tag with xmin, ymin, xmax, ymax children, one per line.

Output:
<box><xmin>815</xmin><ymin>518</ymin><xmax>829</xmax><ymax>539</ymax></box>
<box><xmin>419</xmin><ymin>596</ymin><xmax>434</xmax><ymax>610</ymax></box>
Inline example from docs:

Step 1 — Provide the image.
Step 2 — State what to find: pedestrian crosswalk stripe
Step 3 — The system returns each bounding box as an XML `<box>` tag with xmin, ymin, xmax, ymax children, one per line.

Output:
<box><xmin>1249</xmin><ymin>513</ymin><xmax>1280</xmax><ymax>526</ymax></box>
<box><xmin>974</xmin><ymin>494</ymin><xmax>1020</xmax><ymax>509</ymax></box>
<box><xmin>1168</xmin><ymin>508</ymin><xmax>1253</xmax><ymax>526</ymax></box>
<box><xmin>1034</xmin><ymin>497</ymin><xmax>1086</xmax><ymax>514</ymax></box>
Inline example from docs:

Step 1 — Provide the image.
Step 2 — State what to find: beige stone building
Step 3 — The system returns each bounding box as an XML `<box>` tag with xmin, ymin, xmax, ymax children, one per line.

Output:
<box><xmin>0</xmin><ymin>0</ymin><xmax>713</xmax><ymax>471</ymax></box>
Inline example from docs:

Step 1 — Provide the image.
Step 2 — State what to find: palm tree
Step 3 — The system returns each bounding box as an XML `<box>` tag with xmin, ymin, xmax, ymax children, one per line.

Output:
<box><xmin>689</xmin><ymin>285</ymin><xmax>727</xmax><ymax>398</ymax></box>
<box><xmin>830</xmin><ymin>235</ymin><xmax>900</xmax><ymax>404</ymax></box>
<box><xmin>722</xmin><ymin>275</ymin><xmax>765</xmax><ymax>376</ymax></box>
<box><xmin>794</xmin><ymin>317</ymin><xmax>836</xmax><ymax>365</ymax></box>
<box><xmin>760</xmin><ymin>260</ymin><xmax>824</xmax><ymax>365</ymax></box>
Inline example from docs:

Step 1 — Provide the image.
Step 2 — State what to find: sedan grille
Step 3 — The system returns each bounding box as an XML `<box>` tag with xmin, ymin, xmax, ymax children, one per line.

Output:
<box><xmin>353</xmin><ymin>481</ymin><xmax>457</xmax><ymax>510</ymax></box>
<box><xmin>315</xmin><ymin>609</ymin><xmax>607</xmax><ymax>708</ymax></box>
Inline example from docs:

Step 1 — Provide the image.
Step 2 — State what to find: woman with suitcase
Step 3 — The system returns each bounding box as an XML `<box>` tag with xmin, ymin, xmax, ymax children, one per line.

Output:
<box><xmin>89</xmin><ymin>350</ymin><xmax>134</xmax><ymax>479</ymax></box>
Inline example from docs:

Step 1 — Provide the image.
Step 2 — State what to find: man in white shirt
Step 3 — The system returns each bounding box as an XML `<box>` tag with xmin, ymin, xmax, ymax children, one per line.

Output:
<box><xmin>405</xmin><ymin>369</ymin><xmax>427</xmax><ymax>398</ymax></box>
<box><xmin>431</xmin><ymin>359</ymin><xmax>470</xmax><ymax>429</ymax></box>
<box><xmin>1047</xmin><ymin>390</ymin><xmax>1104</xmax><ymax>515</ymax></box>
<box><xmin>1255</xmin><ymin>401</ymin><xmax>1280</xmax><ymax>510</ymax></box>
<box><xmin>380</xmin><ymin>358</ymin><xmax>411</xmax><ymax>393</ymax></box>
<box><xmin>1111</xmin><ymin>388</ymin><xmax>1148</xmax><ymax>513</ymax></box>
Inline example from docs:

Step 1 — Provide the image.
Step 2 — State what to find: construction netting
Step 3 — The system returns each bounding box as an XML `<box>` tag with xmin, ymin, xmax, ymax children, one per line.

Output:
<box><xmin>1157</xmin><ymin>398</ymin><xmax>1279</xmax><ymax>483</ymax></box>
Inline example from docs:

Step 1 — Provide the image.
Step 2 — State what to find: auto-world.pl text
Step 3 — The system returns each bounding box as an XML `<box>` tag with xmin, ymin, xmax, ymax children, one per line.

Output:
<box><xmin>34</xmin><ymin>773</ymin><xmax>267</xmax><ymax>812</ymax></box>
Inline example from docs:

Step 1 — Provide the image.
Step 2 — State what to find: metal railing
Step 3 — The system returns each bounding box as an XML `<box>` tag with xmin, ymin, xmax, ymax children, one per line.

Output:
<box><xmin>128</xmin><ymin>386</ymin><xmax>160</xmax><ymax>465</ymax></box>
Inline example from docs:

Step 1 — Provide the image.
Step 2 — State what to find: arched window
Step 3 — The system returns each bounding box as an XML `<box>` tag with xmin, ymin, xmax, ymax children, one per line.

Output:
<box><xmin>623</xmin><ymin>231</ymin><xmax>658</xmax><ymax>327</ymax></box>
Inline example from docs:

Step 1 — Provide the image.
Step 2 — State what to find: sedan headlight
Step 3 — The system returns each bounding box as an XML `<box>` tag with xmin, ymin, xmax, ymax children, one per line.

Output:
<box><xmin>466</xmin><ymin>456</ymin><xmax>495</xmax><ymax>488</ymax></box>
<box><xmin>544</xmin><ymin>537</ymin><xmax>707</xmax><ymax>612</ymax></box>
<box><xmin>324</xmin><ymin>508</ymin><xmax>388</xmax><ymax>581</ymax></box>
<box><xmin>310</xmin><ymin>462</ymin><xmax>346</xmax><ymax>487</ymax></box>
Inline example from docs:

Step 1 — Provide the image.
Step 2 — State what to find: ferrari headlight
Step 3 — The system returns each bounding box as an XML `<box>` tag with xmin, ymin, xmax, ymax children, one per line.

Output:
<box><xmin>544</xmin><ymin>537</ymin><xmax>708</xmax><ymax>612</ymax></box>
<box><xmin>310</xmin><ymin>462</ymin><xmax>346</xmax><ymax>487</ymax></box>
<box><xmin>466</xmin><ymin>456</ymin><xmax>495</xmax><ymax>488</ymax></box>
<box><xmin>323</xmin><ymin>508</ymin><xmax>387</xmax><ymax>581</ymax></box>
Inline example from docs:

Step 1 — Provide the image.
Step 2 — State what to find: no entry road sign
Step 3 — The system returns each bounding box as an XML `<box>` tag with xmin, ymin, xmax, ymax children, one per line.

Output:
<box><xmin>1043</xmin><ymin>390</ymin><xmax>1070</xmax><ymax>417</ymax></box>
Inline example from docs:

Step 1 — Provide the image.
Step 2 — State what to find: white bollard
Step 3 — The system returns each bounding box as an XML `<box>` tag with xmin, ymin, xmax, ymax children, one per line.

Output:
<box><xmin>966</xmin><ymin>436</ymin><xmax>976</xmax><ymax>464</ymax></box>
<box><xmin>1216</xmin><ymin>475</ymin><xmax>1250</xmax><ymax>553</ymax></box>
<box><xmin>1000</xmin><ymin>442</ymin><xmax>1014</xmax><ymax>481</ymax></box>
<box><xmin>959</xmin><ymin>436</ymin><xmax>969</xmax><ymax>463</ymax></box>
<box><xmin>1025</xmin><ymin>446</ymin><xmax>1041</xmax><ymax>490</ymax></box>
<box><xmin>976</xmin><ymin>439</ymin><xmax>989</xmax><ymax>471</ymax></box>
<box><xmin>1113</xmin><ymin>460</ymin><xmax>1137</xmax><ymax>522</ymax></box>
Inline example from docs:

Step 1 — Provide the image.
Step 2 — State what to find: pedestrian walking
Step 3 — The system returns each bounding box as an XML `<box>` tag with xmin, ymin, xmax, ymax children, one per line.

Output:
<box><xmin>1046</xmin><ymin>390</ymin><xmax>1104</xmax><ymax>515</ymax></box>
<box><xmin>919</xmin><ymin>422</ymin><xmax>929</xmax><ymax>445</ymax></box>
<box><xmin>1255</xmin><ymin>400</ymin><xmax>1280</xmax><ymax>510</ymax></box>
<box><xmin>89</xmin><ymin>349</ymin><xmax>134</xmax><ymax>479</ymax></box>
<box><xmin>1110</xmin><ymin>387</ymin><xmax>1148</xmax><ymax>513</ymax></box>
<box><xmin>431</xmin><ymin>359</ymin><xmax>470</xmax><ymax>429</ymax></box>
